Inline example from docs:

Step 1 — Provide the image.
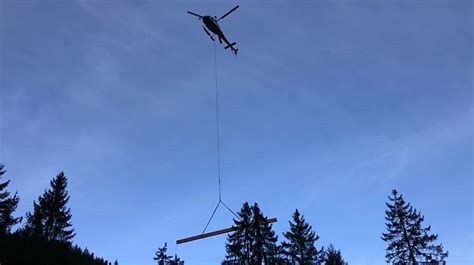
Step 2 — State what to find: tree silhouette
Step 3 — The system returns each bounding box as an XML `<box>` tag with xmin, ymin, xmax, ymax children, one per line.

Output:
<box><xmin>324</xmin><ymin>244</ymin><xmax>347</xmax><ymax>265</ymax></box>
<box><xmin>0</xmin><ymin>164</ymin><xmax>22</xmax><ymax>234</ymax></box>
<box><xmin>251</xmin><ymin>203</ymin><xmax>278</xmax><ymax>264</ymax></box>
<box><xmin>225</xmin><ymin>202</ymin><xmax>253</xmax><ymax>263</ymax></box>
<box><xmin>281</xmin><ymin>209</ymin><xmax>322</xmax><ymax>264</ymax></box>
<box><xmin>154</xmin><ymin>242</ymin><xmax>172</xmax><ymax>265</ymax></box>
<box><xmin>382</xmin><ymin>189</ymin><xmax>448</xmax><ymax>264</ymax></box>
<box><xmin>0</xmin><ymin>229</ymin><xmax>110</xmax><ymax>265</ymax></box>
<box><xmin>224</xmin><ymin>202</ymin><xmax>278</xmax><ymax>264</ymax></box>
<box><xmin>24</xmin><ymin>171</ymin><xmax>75</xmax><ymax>242</ymax></box>
<box><xmin>169</xmin><ymin>254</ymin><xmax>184</xmax><ymax>265</ymax></box>
<box><xmin>1</xmin><ymin>170</ymin><xmax>110</xmax><ymax>265</ymax></box>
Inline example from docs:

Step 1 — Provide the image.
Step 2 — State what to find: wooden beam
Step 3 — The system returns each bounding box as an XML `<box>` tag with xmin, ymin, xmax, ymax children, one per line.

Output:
<box><xmin>176</xmin><ymin>217</ymin><xmax>277</xmax><ymax>245</ymax></box>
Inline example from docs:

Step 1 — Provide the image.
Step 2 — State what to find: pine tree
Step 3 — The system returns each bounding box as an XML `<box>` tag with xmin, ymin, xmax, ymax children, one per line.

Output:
<box><xmin>24</xmin><ymin>200</ymin><xmax>45</xmax><ymax>239</ymax></box>
<box><xmin>281</xmin><ymin>209</ymin><xmax>322</xmax><ymax>264</ymax></box>
<box><xmin>0</xmin><ymin>164</ymin><xmax>22</xmax><ymax>234</ymax></box>
<box><xmin>169</xmin><ymin>254</ymin><xmax>184</xmax><ymax>265</ymax></box>
<box><xmin>381</xmin><ymin>189</ymin><xmax>448</xmax><ymax>264</ymax></box>
<box><xmin>24</xmin><ymin>171</ymin><xmax>75</xmax><ymax>242</ymax></box>
<box><xmin>224</xmin><ymin>202</ymin><xmax>278</xmax><ymax>264</ymax></box>
<box><xmin>113</xmin><ymin>259</ymin><xmax>119</xmax><ymax>265</ymax></box>
<box><xmin>251</xmin><ymin>203</ymin><xmax>278</xmax><ymax>264</ymax></box>
<box><xmin>225</xmin><ymin>202</ymin><xmax>253</xmax><ymax>264</ymax></box>
<box><xmin>154</xmin><ymin>242</ymin><xmax>172</xmax><ymax>265</ymax></box>
<box><xmin>324</xmin><ymin>244</ymin><xmax>347</xmax><ymax>265</ymax></box>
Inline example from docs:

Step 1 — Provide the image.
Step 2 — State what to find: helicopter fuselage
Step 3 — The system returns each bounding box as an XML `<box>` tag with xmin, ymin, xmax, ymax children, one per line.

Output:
<box><xmin>202</xmin><ymin>16</ymin><xmax>222</xmax><ymax>36</ymax></box>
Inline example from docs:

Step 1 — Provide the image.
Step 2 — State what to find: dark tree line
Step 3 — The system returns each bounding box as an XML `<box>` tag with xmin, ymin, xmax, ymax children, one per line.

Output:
<box><xmin>219</xmin><ymin>189</ymin><xmax>447</xmax><ymax>265</ymax></box>
<box><xmin>222</xmin><ymin>202</ymin><xmax>346</xmax><ymax>265</ymax></box>
<box><xmin>0</xmin><ymin>164</ymin><xmax>111</xmax><ymax>265</ymax></box>
<box><xmin>153</xmin><ymin>191</ymin><xmax>449</xmax><ymax>265</ymax></box>
<box><xmin>1</xmin><ymin>163</ymin><xmax>449</xmax><ymax>264</ymax></box>
<box><xmin>150</xmin><ymin>203</ymin><xmax>343</xmax><ymax>265</ymax></box>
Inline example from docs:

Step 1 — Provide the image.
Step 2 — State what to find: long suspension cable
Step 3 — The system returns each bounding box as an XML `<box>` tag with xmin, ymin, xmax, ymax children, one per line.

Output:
<box><xmin>202</xmin><ymin>41</ymin><xmax>240</xmax><ymax>234</ymax></box>
<box><xmin>214</xmin><ymin>40</ymin><xmax>222</xmax><ymax>201</ymax></box>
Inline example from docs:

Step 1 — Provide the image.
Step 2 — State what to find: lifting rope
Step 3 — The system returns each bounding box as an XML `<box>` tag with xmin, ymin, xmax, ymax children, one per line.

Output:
<box><xmin>202</xmin><ymin>41</ymin><xmax>240</xmax><ymax>235</ymax></box>
<box><xmin>214</xmin><ymin>39</ymin><xmax>222</xmax><ymax>202</ymax></box>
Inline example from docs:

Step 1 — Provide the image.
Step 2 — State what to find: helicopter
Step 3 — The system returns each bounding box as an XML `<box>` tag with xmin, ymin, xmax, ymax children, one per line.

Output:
<box><xmin>187</xmin><ymin>5</ymin><xmax>239</xmax><ymax>56</ymax></box>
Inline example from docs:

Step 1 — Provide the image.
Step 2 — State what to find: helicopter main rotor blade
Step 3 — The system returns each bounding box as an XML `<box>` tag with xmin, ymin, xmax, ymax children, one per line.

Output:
<box><xmin>187</xmin><ymin>11</ymin><xmax>203</xmax><ymax>18</ymax></box>
<box><xmin>217</xmin><ymin>5</ymin><xmax>239</xmax><ymax>21</ymax></box>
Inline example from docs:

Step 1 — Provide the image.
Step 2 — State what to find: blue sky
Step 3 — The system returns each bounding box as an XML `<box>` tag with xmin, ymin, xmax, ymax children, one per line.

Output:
<box><xmin>1</xmin><ymin>0</ymin><xmax>472</xmax><ymax>264</ymax></box>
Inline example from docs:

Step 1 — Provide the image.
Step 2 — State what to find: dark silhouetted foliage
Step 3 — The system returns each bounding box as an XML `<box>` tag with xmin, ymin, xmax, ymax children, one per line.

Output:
<box><xmin>0</xmin><ymin>169</ymin><xmax>110</xmax><ymax>265</ymax></box>
<box><xmin>154</xmin><ymin>242</ymin><xmax>184</xmax><ymax>265</ymax></box>
<box><xmin>0</xmin><ymin>164</ymin><xmax>22</xmax><ymax>234</ymax></box>
<box><xmin>0</xmin><ymin>232</ymin><xmax>109</xmax><ymax>265</ymax></box>
<box><xmin>382</xmin><ymin>189</ymin><xmax>448</xmax><ymax>264</ymax></box>
<box><xmin>224</xmin><ymin>202</ymin><xmax>278</xmax><ymax>264</ymax></box>
<box><xmin>323</xmin><ymin>244</ymin><xmax>347</xmax><ymax>265</ymax></box>
<box><xmin>154</xmin><ymin>242</ymin><xmax>172</xmax><ymax>265</ymax></box>
<box><xmin>281</xmin><ymin>209</ymin><xmax>323</xmax><ymax>264</ymax></box>
<box><xmin>169</xmin><ymin>254</ymin><xmax>184</xmax><ymax>265</ymax></box>
<box><xmin>24</xmin><ymin>171</ymin><xmax>75</xmax><ymax>242</ymax></box>
<box><xmin>225</xmin><ymin>202</ymin><xmax>253</xmax><ymax>263</ymax></box>
<box><xmin>252</xmin><ymin>203</ymin><xmax>279</xmax><ymax>264</ymax></box>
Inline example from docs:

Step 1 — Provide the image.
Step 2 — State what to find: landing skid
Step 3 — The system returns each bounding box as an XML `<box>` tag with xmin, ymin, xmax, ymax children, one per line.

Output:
<box><xmin>203</xmin><ymin>26</ymin><xmax>215</xmax><ymax>41</ymax></box>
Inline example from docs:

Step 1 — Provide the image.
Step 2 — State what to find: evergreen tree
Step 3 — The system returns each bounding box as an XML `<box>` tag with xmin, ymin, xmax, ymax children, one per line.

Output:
<box><xmin>281</xmin><ymin>209</ymin><xmax>322</xmax><ymax>264</ymax></box>
<box><xmin>153</xmin><ymin>242</ymin><xmax>172</xmax><ymax>265</ymax></box>
<box><xmin>224</xmin><ymin>202</ymin><xmax>278</xmax><ymax>264</ymax></box>
<box><xmin>169</xmin><ymin>254</ymin><xmax>184</xmax><ymax>265</ymax></box>
<box><xmin>324</xmin><ymin>244</ymin><xmax>346</xmax><ymax>265</ymax></box>
<box><xmin>0</xmin><ymin>164</ymin><xmax>22</xmax><ymax>234</ymax></box>
<box><xmin>24</xmin><ymin>171</ymin><xmax>75</xmax><ymax>242</ymax></box>
<box><xmin>381</xmin><ymin>189</ymin><xmax>448</xmax><ymax>264</ymax></box>
<box><xmin>272</xmin><ymin>244</ymin><xmax>290</xmax><ymax>265</ymax></box>
<box><xmin>225</xmin><ymin>202</ymin><xmax>253</xmax><ymax>264</ymax></box>
<box><xmin>251</xmin><ymin>203</ymin><xmax>278</xmax><ymax>264</ymax></box>
<box><xmin>113</xmin><ymin>259</ymin><xmax>119</xmax><ymax>265</ymax></box>
<box><xmin>24</xmin><ymin>200</ymin><xmax>45</xmax><ymax>239</ymax></box>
